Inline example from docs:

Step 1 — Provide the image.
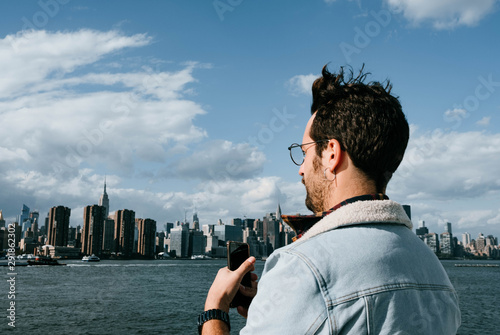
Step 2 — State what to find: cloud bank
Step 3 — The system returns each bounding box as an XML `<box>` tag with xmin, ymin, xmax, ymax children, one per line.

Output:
<box><xmin>385</xmin><ymin>0</ymin><xmax>498</xmax><ymax>29</ymax></box>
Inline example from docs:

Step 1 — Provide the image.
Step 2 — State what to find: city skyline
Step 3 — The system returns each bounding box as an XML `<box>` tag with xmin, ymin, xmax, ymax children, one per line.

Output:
<box><xmin>0</xmin><ymin>1</ymin><xmax>499</xmax><ymax>240</ymax></box>
<box><xmin>3</xmin><ymin>195</ymin><xmax>499</xmax><ymax>246</ymax></box>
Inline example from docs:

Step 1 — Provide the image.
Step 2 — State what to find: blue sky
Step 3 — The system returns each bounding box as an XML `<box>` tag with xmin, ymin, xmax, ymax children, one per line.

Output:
<box><xmin>1</xmin><ymin>0</ymin><xmax>499</xmax><ymax>241</ymax></box>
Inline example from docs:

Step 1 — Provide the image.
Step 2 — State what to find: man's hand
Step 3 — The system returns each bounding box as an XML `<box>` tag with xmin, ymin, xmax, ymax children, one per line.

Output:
<box><xmin>205</xmin><ymin>256</ymin><xmax>256</xmax><ymax>313</ymax></box>
<box><xmin>236</xmin><ymin>272</ymin><xmax>258</xmax><ymax>318</ymax></box>
<box><xmin>202</xmin><ymin>257</ymin><xmax>257</xmax><ymax>335</ymax></box>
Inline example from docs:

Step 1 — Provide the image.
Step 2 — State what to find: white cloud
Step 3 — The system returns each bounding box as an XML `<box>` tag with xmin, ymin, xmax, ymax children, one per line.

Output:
<box><xmin>286</xmin><ymin>74</ymin><xmax>317</xmax><ymax>96</ymax></box>
<box><xmin>385</xmin><ymin>0</ymin><xmax>498</xmax><ymax>29</ymax></box>
<box><xmin>476</xmin><ymin>116</ymin><xmax>491</xmax><ymax>126</ymax></box>
<box><xmin>0</xmin><ymin>29</ymin><xmax>218</xmax><ymax>225</ymax></box>
<box><xmin>391</xmin><ymin>130</ymin><xmax>500</xmax><ymax>200</ymax></box>
<box><xmin>388</xmin><ymin>129</ymin><xmax>500</xmax><ymax>236</ymax></box>
<box><xmin>1</xmin><ymin>29</ymin><xmax>151</xmax><ymax>98</ymax></box>
<box><xmin>168</xmin><ymin>140</ymin><xmax>266</xmax><ymax>181</ymax></box>
<box><xmin>0</xmin><ymin>29</ymin><xmax>208</xmax><ymax>179</ymax></box>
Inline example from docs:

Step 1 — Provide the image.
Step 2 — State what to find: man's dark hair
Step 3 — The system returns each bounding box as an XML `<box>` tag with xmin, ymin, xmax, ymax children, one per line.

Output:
<box><xmin>310</xmin><ymin>64</ymin><xmax>409</xmax><ymax>191</ymax></box>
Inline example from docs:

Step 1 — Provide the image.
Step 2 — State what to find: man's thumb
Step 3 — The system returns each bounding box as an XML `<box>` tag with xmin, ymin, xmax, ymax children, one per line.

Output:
<box><xmin>235</xmin><ymin>256</ymin><xmax>256</xmax><ymax>277</ymax></box>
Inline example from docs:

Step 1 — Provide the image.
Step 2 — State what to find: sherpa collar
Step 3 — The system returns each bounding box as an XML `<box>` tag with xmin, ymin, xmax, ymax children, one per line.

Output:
<box><xmin>300</xmin><ymin>200</ymin><xmax>413</xmax><ymax>241</ymax></box>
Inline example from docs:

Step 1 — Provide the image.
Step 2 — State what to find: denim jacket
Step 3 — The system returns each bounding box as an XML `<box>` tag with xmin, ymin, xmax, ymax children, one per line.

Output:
<box><xmin>241</xmin><ymin>200</ymin><xmax>461</xmax><ymax>334</ymax></box>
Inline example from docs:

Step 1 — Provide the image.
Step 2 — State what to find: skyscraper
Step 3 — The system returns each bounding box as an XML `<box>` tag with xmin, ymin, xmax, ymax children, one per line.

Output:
<box><xmin>137</xmin><ymin>218</ymin><xmax>156</xmax><ymax>258</ymax></box>
<box><xmin>440</xmin><ymin>232</ymin><xmax>453</xmax><ymax>257</ymax></box>
<box><xmin>47</xmin><ymin>206</ymin><xmax>71</xmax><ymax>247</ymax></box>
<box><xmin>82</xmin><ymin>205</ymin><xmax>106</xmax><ymax>256</ymax></box>
<box><xmin>114</xmin><ymin>209</ymin><xmax>135</xmax><ymax>257</ymax></box>
<box><xmin>425</xmin><ymin>233</ymin><xmax>439</xmax><ymax>254</ymax></box>
<box><xmin>99</xmin><ymin>178</ymin><xmax>110</xmax><ymax>218</ymax></box>
<box><xmin>102</xmin><ymin>218</ymin><xmax>115</xmax><ymax>252</ymax></box>
<box><xmin>20</xmin><ymin>204</ymin><xmax>30</xmax><ymax>232</ymax></box>
<box><xmin>415</xmin><ymin>220</ymin><xmax>428</xmax><ymax>240</ymax></box>
<box><xmin>263</xmin><ymin>212</ymin><xmax>280</xmax><ymax>252</ymax></box>
<box><xmin>402</xmin><ymin>205</ymin><xmax>411</xmax><ymax>220</ymax></box>
<box><xmin>462</xmin><ymin>232</ymin><xmax>471</xmax><ymax>247</ymax></box>
<box><xmin>0</xmin><ymin>210</ymin><xmax>5</xmax><ymax>228</ymax></box>
<box><xmin>170</xmin><ymin>224</ymin><xmax>189</xmax><ymax>258</ymax></box>
<box><xmin>445</xmin><ymin>222</ymin><xmax>453</xmax><ymax>234</ymax></box>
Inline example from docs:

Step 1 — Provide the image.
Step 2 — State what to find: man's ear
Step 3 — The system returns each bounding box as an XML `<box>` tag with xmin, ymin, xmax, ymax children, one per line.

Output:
<box><xmin>324</xmin><ymin>139</ymin><xmax>342</xmax><ymax>173</ymax></box>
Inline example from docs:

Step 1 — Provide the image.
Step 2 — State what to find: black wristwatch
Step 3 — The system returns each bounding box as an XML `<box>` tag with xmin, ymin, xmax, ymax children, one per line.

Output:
<box><xmin>197</xmin><ymin>309</ymin><xmax>231</xmax><ymax>334</ymax></box>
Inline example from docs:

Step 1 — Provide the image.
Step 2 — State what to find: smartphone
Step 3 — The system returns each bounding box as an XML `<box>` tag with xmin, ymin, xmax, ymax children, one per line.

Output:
<box><xmin>227</xmin><ymin>241</ymin><xmax>252</xmax><ymax>308</ymax></box>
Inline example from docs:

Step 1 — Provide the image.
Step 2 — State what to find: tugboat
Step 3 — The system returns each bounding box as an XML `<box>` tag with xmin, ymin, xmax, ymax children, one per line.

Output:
<box><xmin>82</xmin><ymin>254</ymin><xmax>100</xmax><ymax>262</ymax></box>
<box><xmin>27</xmin><ymin>255</ymin><xmax>65</xmax><ymax>266</ymax></box>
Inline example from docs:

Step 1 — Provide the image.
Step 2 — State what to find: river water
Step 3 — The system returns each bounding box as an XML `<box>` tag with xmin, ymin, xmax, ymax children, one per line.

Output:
<box><xmin>1</xmin><ymin>259</ymin><xmax>498</xmax><ymax>334</ymax></box>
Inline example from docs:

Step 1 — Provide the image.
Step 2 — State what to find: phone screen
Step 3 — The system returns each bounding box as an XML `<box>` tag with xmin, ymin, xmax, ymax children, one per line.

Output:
<box><xmin>227</xmin><ymin>241</ymin><xmax>252</xmax><ymax>308</ymax></box>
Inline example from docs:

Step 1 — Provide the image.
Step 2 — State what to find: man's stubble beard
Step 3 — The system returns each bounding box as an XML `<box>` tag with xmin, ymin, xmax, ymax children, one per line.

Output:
<box><xmin>303</xmin><ymin>156</ymin><xmax>330</xmax><ymax>213</ymax></box>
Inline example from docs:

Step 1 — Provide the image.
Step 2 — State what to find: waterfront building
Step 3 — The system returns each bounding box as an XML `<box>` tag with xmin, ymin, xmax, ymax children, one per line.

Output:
<box><xmin>67</xmin><ymin>227</ymin><xmax>77</xmax><ymax>246</ymax></box>
<box><xmin>402</xmin><ymin>205</ymin><xmax>411</xmax><ymax>220</ymax></box>
<box><xmin>156</xmin><ymin>232</ymin><xmax>166</xmax><ymax>253</ymax></box>
<box><xmin>193</xmin><ymin>212</ymin><xmax>200</xmax><ymax>231</ymax></box>
<box><xmin>243</xmin><ymin>228</ymin><xmax>261</xmax><ymax>258</ymax></box>
<box><xmin>30</xmin><ymin>217</ymin><xmax>39</xmax><ymax>241</ymax></box>
<box><xmin>102</xmin><ymin>219</ymin><xmax>115</xmax><ymax>252</ymax></box>
<box><xmin>462</xmin><ymin>232</ymin><xmax>471</xmax><ymax>247</ymax></box>
<box><xmin>445</xmin><ymin>222</ymin><xmax>453</xmax><ymax>234</ymax></box>
<box><xmin>205</xmin><ymin>235</ymin><xmax>219</xmax><ymax>254</ymax></box>
<box><xmin>416</xmin><ymin>221</ymin><xmax>429</xmax><ymax>240</ymax></box>
<box><xmin>232</xmin><ymin>218</ymin><xmax>242</xmax><ymax>228</ymax></box>
<box><xmin>133</xmin><ymin>221</ymin><xmax>139</xmax><ymax>253</ymax></box>
<box><xmin>99</xmin><ymin>178</ymin><xmax>110</xmax><ymax>218</ymax></box>
<box><xmin>170</xmin><ymin>224</ymin><xmax>189</xmax><ymax>257</ymax></box>
<box><xmin>214</xmin><ymin>224</ymin><xmax>243</xmax><ymax>243</ymax></box>
<box><xmin>440</xmin><ymin>232</ymin><xmax>453</xmax><ymax>257</ymax></box>
<box><xmin>0</xmin><ymin>228</ymin><xmax>6</xmax><ymax>250</ymax></box>
<box><xmin>263</xmin><ymin>212</ymin><xmax>280</xmax><ymax>252</ymax></box>
<box><xmin>254</xmin><ymin>219</ymin><xmax>263</xmax><ymax>239</ymax></box>
<box><xmin>20</xmin><ymin>236</ymin><xmax>37</xmax><ymax>254</ymax></box>
<box><xmin>75</xmin><ymin>225</ymin><xmax>82</xmax><ymax>248</ymax></box>
<box><xmin>137</xmin><ymin>218</ymin><xmax>157</xmax><ymax>258</ymax></box>
<box><xmin>190</xmin><ymin>230</ymin><xmax>205</xmax><ymax>256</ymax></box>
<box><xmin>47</xmin><ymin>206</ymin><xmax>71</xmax><ymax>247</ymax></box>
<box><xmin>82</xmin><ymin>205</ymin><xmax>106</xmax><ymax>256</ymax></box>
<box><xmin>425</xmin><ymin>233</ymin><xmax>439</xmax><ymax>254</ymax></box>
<box><xmin>44</xmin><ymin>215</ymin><xmax>49</xmax><ymax>242</ymax></box>
<box><xmin>29</xmin><ymin>210</ymin><xmax>39</xmax><ymax>228</ymax></box>
<box><xmin>476</xmin><ymin>233</ymin><xmax>486</xmax><ymax>254</ymax></box>
<box><xmin>202</xmin><ymin>224</ymin><xmax>214</xmax><ymax>236</ymax></box>
<box><xmin>164</xmin><ymin>222</ymin><xmax>174</xmax><ymax>235</ymax></box>
<box><xmin>114</xmin><ymin>209</ymin><xmax>135</xmax><ymax>257</ymax></box>
<box><xmin>243</xmin><ymin>218</ymin><xmax>255</xmax><ymax>230</ymax></box>
<box><xmin>19</xmin><ymin>204</ymin><xmax>30</xmax><ymax>231</ymax></box>
<box><xmin>0</xmin><ymin>210</ymin><xmax>5</xmax><ymax>228</ymax></box>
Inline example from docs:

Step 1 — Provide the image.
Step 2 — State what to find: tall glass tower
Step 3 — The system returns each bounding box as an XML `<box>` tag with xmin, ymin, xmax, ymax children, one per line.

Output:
<box><xmin>99</xmin><ymin>178</ymin><xmax>110</xmax><ymax>218</ymax></box>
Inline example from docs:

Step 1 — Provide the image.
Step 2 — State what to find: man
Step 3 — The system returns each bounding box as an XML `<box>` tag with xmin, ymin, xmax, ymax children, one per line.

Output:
<box><xmin>199</xmin><ymin>65</ymin><xmax>461</xmax><ymax>334</ymax></box>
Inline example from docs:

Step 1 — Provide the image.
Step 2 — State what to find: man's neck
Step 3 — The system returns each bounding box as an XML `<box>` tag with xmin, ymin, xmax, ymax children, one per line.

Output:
<box><xmin>324</xmin><ymin>174</ymin><xmax>381</xmax><ymax>211</ymax></box>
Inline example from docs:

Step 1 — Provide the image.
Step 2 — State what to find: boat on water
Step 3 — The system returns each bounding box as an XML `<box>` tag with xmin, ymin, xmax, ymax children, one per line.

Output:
<box><xmin>82</xmin><ymin>254</ymin><xmax>100</xmax><ymax>262</ymax></box>
<box><xmin>191</xmin><ymin>255</ymin><xmax>212</xmax><ymax>260</ymax></box>
<box><xmin>27</xmin><ymin>255</ymin><xmax>65</xmax><ymax>266</ymax></box>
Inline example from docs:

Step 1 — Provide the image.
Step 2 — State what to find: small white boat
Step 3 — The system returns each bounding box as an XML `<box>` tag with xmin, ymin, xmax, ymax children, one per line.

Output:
<box><xmin>191</xmin><ymin>255</ymin><xmax>211</xmax><ymax>260</ymax></box>
<box><xmin>82</xmin><ymin>254</ymin><xmax>100</xmax><ymax>262</ymax></box>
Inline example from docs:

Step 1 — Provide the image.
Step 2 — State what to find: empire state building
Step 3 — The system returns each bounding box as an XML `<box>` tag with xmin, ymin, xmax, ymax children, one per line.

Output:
<box><xmin>99</xmin><ymin>178</ymin><xmax>110</xmax><ymax>218</ymax></box>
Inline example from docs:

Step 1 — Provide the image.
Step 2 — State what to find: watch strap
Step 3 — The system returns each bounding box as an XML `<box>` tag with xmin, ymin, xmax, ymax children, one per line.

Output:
<box><xmin>198</xmin><ymin>309</ymin><xmax>231</xmax><ymax>334</ymax></box>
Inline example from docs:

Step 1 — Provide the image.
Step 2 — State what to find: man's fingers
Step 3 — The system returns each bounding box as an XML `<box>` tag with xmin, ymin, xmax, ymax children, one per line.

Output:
<box><xmin>239</xmin><ymin>284</ymin><xmax>257</xmax><ymax>297</ymax></box>
<box><xmin>237</xmin><ymin>305</ymin><xmax>248</xmax><ymax>319</ymax></box>
<box><xmin>235</xmin><ymin>256</ymin><xmax>256</xmax><ymax>277</ymax></box>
